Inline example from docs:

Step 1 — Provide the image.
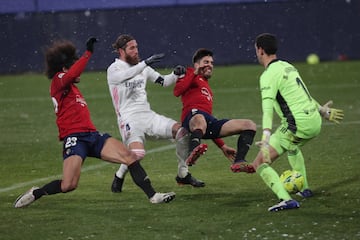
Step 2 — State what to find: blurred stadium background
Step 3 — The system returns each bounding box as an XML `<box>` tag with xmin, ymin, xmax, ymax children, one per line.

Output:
<box><xmin>0</xmin><ymin>0</ymin><xmax>359</xmax><ymax>74</ymax></box>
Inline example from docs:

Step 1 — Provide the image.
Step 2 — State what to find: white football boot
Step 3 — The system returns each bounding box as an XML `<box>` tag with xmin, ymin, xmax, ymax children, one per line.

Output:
<box><xmin>150</xmin><ymin>192</ymin><xmax>176</xmax><ymax>204</ymax></box>
<box><xmin>14</xmin><ymin>187</ymin><xmax>39</xmax><ymax>208</ymax></box>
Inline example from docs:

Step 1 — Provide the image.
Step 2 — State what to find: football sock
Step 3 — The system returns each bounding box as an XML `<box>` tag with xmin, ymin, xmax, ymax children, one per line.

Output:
<box><xmin>288</xmin><ymin>148</ymin><xmax>309</xmax><ymax>190</ymax></box>
<box><xmin>189</xmin><ymin>129</ymin><xmax>203</xmax><ymax>152</ymax></box>
<box><xmin>116</xmin><ymin>164</ymin><xmax>129</xmax><ymax>179</ymax></box>
<box><xmin>235</xmin><ymin>130</ymin><xmax>256</xmax><ymax>162</ymax></box>
<box><xmin>175</xmin><ymin>127</ymin><xmax>190</xmax><ymax>178</ymax></box>
<box><xmin>257</xmin><ymin>163</ymin><xmax>292</xmax><ymax>201</ymax></box>
<box><xmin>34</xmin><ymin>180</ymin><xmax>62</xmax><ymax>199</ymax></box>
<box><xmin>128</xmin><ymin>161</ymin><xmax>156</xmax><ymax>198</ymax></box>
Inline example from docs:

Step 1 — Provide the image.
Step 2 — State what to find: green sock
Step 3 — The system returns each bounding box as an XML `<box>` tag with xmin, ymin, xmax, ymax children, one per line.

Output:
<box><xmin>257</xmin><ymin>163</ymin><xmax>291</xmax><ymax>201</ymax></box>
<box><xmin>288</xmin><ymin>148</ymin><xmax>309</xmax><ymax>190</ymax></box>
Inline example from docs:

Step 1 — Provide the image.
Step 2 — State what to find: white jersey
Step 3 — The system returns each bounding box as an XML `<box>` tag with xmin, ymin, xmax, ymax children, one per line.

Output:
<box><xmin>107</xmin><ymin>58</ymin><xmax>178</xmax><ymax>144</ymax></box>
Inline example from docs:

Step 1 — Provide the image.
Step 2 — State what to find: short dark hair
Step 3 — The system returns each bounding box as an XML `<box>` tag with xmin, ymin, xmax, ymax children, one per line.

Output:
<box><xmin>45</xmin><ymin>40</ymin><xmax>79</xmax><ymax>79</ymax></box>
<box><xmin>192</xmin><ymin>48</ymin><xmax>213</xmax><ymax>63</ymax></box>
<box><xmin>112</xmin><ymin>34</ymin><xmax>135</xmax><ymax>50</ymax></box>
<box><xmin>255</xmin><ymin>33</ymin><xmax>278</xmax><ymax>55</ymax></box>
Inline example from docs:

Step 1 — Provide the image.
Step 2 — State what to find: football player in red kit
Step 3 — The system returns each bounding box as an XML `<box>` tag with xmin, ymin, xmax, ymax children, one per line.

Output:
<box><xmin>14</xmin><ymin>38</ymin><xmax>175</xmax><ymax>208</ymax></box>
<box><xmin>174</xmin><ymin>48</ymin><xmax>256</xmax><ymax>172</ymax></box>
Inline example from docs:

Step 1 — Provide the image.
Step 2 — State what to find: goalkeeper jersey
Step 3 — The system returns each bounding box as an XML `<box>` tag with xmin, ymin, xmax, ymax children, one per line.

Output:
<box><xmin>259</xmin><ymin>59</ymin><xmax>321</xmax><ymax>138</ymax></box>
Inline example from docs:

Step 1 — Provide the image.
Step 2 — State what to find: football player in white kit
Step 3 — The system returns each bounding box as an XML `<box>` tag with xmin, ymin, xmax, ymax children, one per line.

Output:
<box><xmin>107</xmin><ymin>34</ymin><xmax>205</xmax><ymax>192</ymax></box>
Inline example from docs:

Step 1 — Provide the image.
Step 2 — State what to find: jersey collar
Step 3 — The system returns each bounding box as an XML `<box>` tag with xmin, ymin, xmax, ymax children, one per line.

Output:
<box><xmin>266</xmin><ymin>58</ymin><xmax>280</xmax><ymax>68</ymax></box>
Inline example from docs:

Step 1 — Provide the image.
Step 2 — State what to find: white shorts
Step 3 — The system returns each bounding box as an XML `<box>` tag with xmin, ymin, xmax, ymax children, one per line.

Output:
<box><xmin>118</xmin><ymin>110</ymin><xmax>177</xmax><ymax>145</ymax></box>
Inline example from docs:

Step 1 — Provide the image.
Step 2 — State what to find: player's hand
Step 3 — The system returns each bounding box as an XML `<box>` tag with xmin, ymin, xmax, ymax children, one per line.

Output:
<box><xmin>173</xmin><ymin>65</ymin><xmax>186</xmax><ymax>76</ymax></box>
<box><xmin>86</xmin><ymin>37</ymin><xmax>98</xmax><ymax>53</ymax></box>
<box><xmin>194</xmin><ymin>65</ymin><xmax>205</xmax><ymax>75</ymax></box>
<box><xmin>319</xmin><ymin>100</ymin><xmax>344</xmax><ymax>124</ymax></box>
<box><xmin>145</xmin><ymin>53</ymin><xmax>165</xmax><ymax>66</ymax></box>
<box><xmin>255</xmin><ymin>130</ymin><xmax>271</xmax><ymax>163</ymax></box>
<box><xmin>220</xmin><ymin>144</ymin><xmax>236</xmax><ymax>161</ymax></box>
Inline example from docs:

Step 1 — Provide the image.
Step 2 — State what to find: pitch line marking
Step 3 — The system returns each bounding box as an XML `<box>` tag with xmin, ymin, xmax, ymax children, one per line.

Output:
<box><xmin>0</xmin><ymin>144</ymin><xmax>176</xmax><ymax>194</ymax></box>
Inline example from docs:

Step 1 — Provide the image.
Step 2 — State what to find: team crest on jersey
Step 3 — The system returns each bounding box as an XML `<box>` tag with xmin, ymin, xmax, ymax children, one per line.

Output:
<box><xmin>66</xmin><ymin>148</ymin><xmax>72</xmax><ymax>155</ymax></box>
<box><xmin>120</xmin><ymin>122</ymin><xmax>131</xmax><ymax>140</ymax></box>
<box><xmin>58</xmin><ymin>73</ymin><xmax>65</xmax><ymax>78</ymax></box>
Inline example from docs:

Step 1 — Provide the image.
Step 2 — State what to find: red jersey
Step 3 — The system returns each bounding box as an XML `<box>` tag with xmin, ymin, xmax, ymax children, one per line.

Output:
<box><xmin>50</xmin><ymin>51</ymin><xmax>96</xmax><ymax>140</ymax></box>
<box><xmin>174</xmin><ymin>67</ymin><xmax>213</xmax><ymax>122</ymax></box>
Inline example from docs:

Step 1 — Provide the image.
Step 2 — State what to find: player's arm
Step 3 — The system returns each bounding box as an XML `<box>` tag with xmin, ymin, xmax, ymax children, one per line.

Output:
<box><xmin>107</xmin><ymin>53</ymin><xmax>165</xmax><ymax>85</ymax></box>
<box><xmin>107</xmin><ymin>61</ymin><xmax>147</xmax><ymax>85</ymax></box>
<box><xmin>257</xmin><ymin>75</ymin><xmax>275</xmax><ymax>163</ymax></box>
<box><xmin>159</xmin><ymin>65</ymin><xmax>186</xmax><ymax>87</ymax></box>
<box><xmin>173</xmin><ymin>68</ymin><xmax>196</xmax><ymax>97</ymax></box>
<box><xmin>60</xmin><ymin>37</ymin><xmax>97</xmax><ymax>87</ymax></box>
<box><xmin>316</xmin><ymin>100</ymin><xmax>344</xmax><ymax>124</ymax></box>
<box><xmin>212</xmin><ymin>138</ymin><xmax>236</xmax><ymax>161</ymax></box>
<box><xmin>147</xmin><ymin>65</ymin><xmax>186</xmax><ymax>87</ymax></box>
<box><xmin>262</xmin><ymin>97</ymin><xmax>274</xmax><ymax>131</ymax></box>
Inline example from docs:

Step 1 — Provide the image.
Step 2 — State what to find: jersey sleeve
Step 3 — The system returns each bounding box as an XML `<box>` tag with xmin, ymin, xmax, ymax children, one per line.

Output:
<box><xmin>212</xmin><ymin>138</ymin><xmax>225</xmax><ymax>148</ymax></box>
<box><xmin>107</xmin><ymin>60</ymin><xmax>147</xmax><ymax>85</ymax></box>
<box><xmin>173</xmin><ymin>67</ymin><xmax>195</xmax><ymax>97</ymax></box>
<box><xmin>57</xmin><ymin>51</ymin><xmax>92</xmax><ymax>89</ymax></box>
<box><xmin>144</xmin><ymin>66</ymin><xmax>178</xmax><ymax>87</ymax></box>
<box><xmin>262</xmin><ymin>98</ymin><xmax>274</xmax><ymax>130</ymax></box>
<box><xmin>260</xmin><ymin>72</ymin><xmax>277</xmax><ymax>130</ymax></box>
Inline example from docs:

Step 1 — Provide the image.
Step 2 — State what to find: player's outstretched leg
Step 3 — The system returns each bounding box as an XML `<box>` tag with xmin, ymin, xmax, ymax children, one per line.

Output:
<box><xmin>14</xmin><ymin>180</ymin><xmax>63</xmax><ymax>208</ymax></box>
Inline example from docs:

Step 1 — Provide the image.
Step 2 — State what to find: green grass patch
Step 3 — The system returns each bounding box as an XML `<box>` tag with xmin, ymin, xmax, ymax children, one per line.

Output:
<box><xmin>0</xmin><ymin>61</ymin><xmax>359</xmax><ymax>239</ymax></box>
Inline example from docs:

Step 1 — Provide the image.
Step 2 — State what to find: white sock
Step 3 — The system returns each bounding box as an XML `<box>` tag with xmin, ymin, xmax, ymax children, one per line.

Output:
<box><xmin>116</xmin><ymin>164</ymin><xmax>129</xmax><ymax>179</ymax></box>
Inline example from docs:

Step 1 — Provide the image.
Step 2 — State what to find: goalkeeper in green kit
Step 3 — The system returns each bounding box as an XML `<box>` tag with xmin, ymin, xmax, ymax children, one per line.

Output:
<box><xmin>231</xmin><ymin>33</ymin><xmax>344</xmax><ymax>212</ymax></box>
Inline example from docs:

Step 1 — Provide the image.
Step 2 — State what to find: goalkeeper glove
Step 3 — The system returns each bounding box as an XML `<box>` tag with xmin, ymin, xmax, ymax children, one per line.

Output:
<box><xmin>319</xmin><ymin>100</ymin><xmax>344</xmax><ymax>124</ymax></box>
<box><xmin>255</xmin><ymin>130</ymin><xmax>271</xmax><ymax>163</ymax></box>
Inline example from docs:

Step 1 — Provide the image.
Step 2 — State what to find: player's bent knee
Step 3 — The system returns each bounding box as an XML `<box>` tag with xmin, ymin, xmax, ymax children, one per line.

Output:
<box><xmin>246</xmin><ymin>120</ymin><xmax>257</xmax><ymax>131</ymax></box>
<box><xmin>175</xmin><ymin>127</ymin><xmax>188</xmax><ymax>140</ymax></box>
<box><xmin>251</xmin><ymin>121</ymin><xmax>257</xmax><ymax>131</ymax></box>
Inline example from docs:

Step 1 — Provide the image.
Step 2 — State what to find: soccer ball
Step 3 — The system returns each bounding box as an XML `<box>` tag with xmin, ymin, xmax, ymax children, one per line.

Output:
<box><xmin>279</xmin><ymin>170</ymin><xmax>304</xmax><ymax>193</ymax></box>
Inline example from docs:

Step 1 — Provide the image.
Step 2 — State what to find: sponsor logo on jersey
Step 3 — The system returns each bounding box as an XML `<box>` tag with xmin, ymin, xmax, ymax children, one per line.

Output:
<box><xmin>125</xmin><ymin>79</ymin><xmax>144</xmax><ymax>89</ymax></box>
<box><xmin>201</xmin><ymin>87</ymin><xmax>212</xmax><ymax>101</ymax></box>
<box><xmin>76</xmin><ymin>95</ymin><xmax>87</xmax><ymax>107</ymax></box>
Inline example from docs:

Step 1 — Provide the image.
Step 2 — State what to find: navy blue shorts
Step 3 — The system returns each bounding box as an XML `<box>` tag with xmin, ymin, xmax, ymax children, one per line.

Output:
<box><xmin>62</xmin><ymin>131</ymin><xmax>111</xmax><ymax>160</ymax></box>
<box><xmin>182</xmin><ymin>109</ymin><xmax>228</xmax><ymax>139</ymax></box>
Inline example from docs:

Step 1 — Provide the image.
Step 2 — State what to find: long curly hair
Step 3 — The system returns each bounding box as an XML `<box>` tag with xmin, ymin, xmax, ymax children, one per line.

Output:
<box><xmin>45</xmin><ymin>40</ymin><xmax>79</xmax><ymax>79</ymax></box>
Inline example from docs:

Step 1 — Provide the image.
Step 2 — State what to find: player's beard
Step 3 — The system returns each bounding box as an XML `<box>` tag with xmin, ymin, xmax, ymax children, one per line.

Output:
<box><xmin>125</xmin><ymin>54</ymin><xmax>140</xmax><ymax>65</ymax></box>
<box><xmin>202</xmin><ymin>66</ymin><xmax>212</xmax><ymax>79</ymax></box>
